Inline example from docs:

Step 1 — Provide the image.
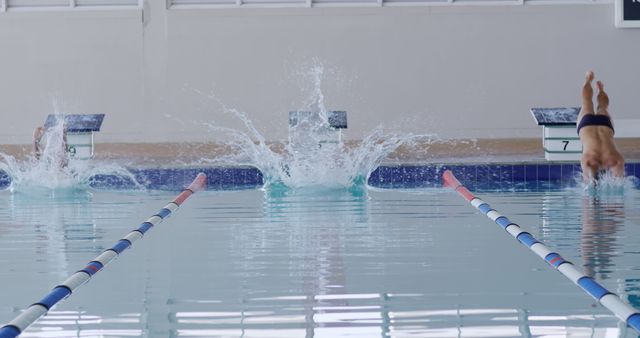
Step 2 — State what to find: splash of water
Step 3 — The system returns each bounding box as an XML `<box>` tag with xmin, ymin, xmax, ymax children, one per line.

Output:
<box><xmin>201</xmin><ymin>64</ymin><xmax>428</xmax><ymax>189</ymax></box>
<box><xmin>0</xmin><ymin>116</ymin><xmax>142</xmax><ymax>193</ymax></box>
<box><xmin>582</xmin><ymin>170</ymin><xmax>637</xmax><ymax>195</ymax></box>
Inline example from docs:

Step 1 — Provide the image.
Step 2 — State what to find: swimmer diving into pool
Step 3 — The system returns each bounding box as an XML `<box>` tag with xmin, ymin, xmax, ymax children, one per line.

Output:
<box><xmin>32</xmin><ymin>126</ymin><xmax>46</xmax><ymax>160</ymax></box>
<box><xmin>33</xmin><ymin>124</ymin><xmax>69</xmax><ymax>168</ymax></box>
<box><xmin>577</xmin><ymin>71</ymin><xmax>624</xmax><ymax>183</ymax></box>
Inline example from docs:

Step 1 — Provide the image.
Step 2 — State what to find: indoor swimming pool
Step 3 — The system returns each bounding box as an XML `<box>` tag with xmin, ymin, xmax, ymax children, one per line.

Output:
<box><xmin>2</xmin><ymin>0</ymin><xmax>639</xmax><ymax>336</ymax></box>
<box><xmin>1</xmin><ymin>179</ymin><xmax>639</xmax><ymax>337</ymax></box>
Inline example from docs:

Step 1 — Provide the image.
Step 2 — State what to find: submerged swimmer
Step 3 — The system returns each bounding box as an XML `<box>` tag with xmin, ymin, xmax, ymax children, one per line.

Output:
<box><xmin>33</xmin><ymin>124</ymin><xmax>69</xmax><ymax>168</ymax></box>
<box><xmin>577</xmin><ymin>71</ymin><xmax>624</xmax><ymax>184</ymax></box>
<box><xmin>32</xmin><ymin>126</ymin><xmax>46</xmax><ymax>160</ymax></box>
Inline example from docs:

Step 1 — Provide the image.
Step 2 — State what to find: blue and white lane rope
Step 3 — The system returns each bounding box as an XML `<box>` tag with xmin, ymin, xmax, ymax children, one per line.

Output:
<box><xmin>0</xmin><ymin>173</ymin><xmax>207</xmax><ymax>338</ymax></box>
<box><xmin>442</xmin><ymin>170</ymin><xmax>640</xmax><ymax>333</ymax></box>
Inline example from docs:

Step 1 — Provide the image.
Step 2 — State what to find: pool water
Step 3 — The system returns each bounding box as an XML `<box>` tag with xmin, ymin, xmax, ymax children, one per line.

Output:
<box><xmin>0</xmin><ymin>184</ymin><xmax>639</xmax><ymax>337</ymax></box>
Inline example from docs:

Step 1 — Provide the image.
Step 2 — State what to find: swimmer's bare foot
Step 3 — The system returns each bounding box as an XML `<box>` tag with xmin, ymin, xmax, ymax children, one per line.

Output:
<box><xmin>596</xmin><ymin>80</ymin><xmax>609</xmax><ymax>112</ymax></box>
<box><xmin>582</xmin><ymin>71</ymin><xmax>595</xmax><ymax>108</ymax></box>
<box><xmin>586</xmin><ymin>71</ymin><xmax>595</xmax><ymax>83</ymax></box>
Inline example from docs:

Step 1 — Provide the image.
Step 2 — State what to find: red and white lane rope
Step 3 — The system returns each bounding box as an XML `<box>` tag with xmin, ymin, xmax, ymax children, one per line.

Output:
<box><xmin>442</xmin><ymin>170</ymin><xmax>640</xmax><ymax>334</ymax></box>
<box><xmin>0</xmin><ymin>173</ymin><xmax>207</xmax><ymax>338</ymax></box>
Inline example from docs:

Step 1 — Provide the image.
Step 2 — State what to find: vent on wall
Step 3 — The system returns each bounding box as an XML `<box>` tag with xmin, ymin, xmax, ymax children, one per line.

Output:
<box><xmin>75</xmin><ymin>0</ymin><xmax>140</xmax><ymax>5</ymax></box>
<box><xmin>7</xmin><ymin>0</ymin><xmax>69</xmax><ymax>7</ymax></box>
<box><xmin>2</xmin><ymin>0</ymin><xmax>140</xmax><ymax>11</ymax></box>
<box><xmin>170</xmin><ymin>0</ymin><xmax>608</xmax><ymax>7</ymax></box>
<box><xmin>170</xmin><ymin>0</ymin><xmax>453</xmax><ymax>7</ymax></box>
<box><xmin>171</xmin><ymin>0</ymin><xmax>239</xmax><ymax>4</ymax></box>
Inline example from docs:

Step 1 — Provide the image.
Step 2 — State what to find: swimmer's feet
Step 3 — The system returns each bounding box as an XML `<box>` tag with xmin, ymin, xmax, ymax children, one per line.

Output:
<box><xmin>596</xmin><ymin>80</ymin><xmax>609</xmax><ymax>111</ymax></box>
<box><xmin>582</xmin><ymin>71</ymin><xmax>595</xmax><ymax>104</ymax></box>
<box><xmin>586</xmin><ymin>71</ymin><xmax>595</xmax><ymax>83</ymax></box>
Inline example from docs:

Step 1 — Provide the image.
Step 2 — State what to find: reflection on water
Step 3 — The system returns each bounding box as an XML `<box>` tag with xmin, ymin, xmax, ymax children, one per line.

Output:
<box><xmin>14</xmin><ymin>305</ymin><xmax>631</xmax><ymax>337</ymax></box>
<box><xmin>1</xmin><ymin>187</ymin><xmax>639</xmax><ymax>337</ymax></box>
<box><xmin>580</xmin><ymin>194</ymin><xmax>625</xmax><ymax>280</ymax></box>
<box><xmin>5</xmin><ymin>189</ymin><xmax>104</xmax><ymax>281</ymax></box>
<box><xmin>263</xmin><ymin>184</ymin><xmax>368</xmax><ymax>221</ymax></box>
<box><xmin>540</xmin><ymin>187</ymin><xmax>640</xmax><ymax>338</ymax></box>
<box><xmin>263</xmin><ymin>186</ymin><xmax>369</xmax><ymax>336</ymax></box>
<box><xmin>540</xmin><ymin>189</ymin><xmax>628</xmax><ymax>280</ymax></box>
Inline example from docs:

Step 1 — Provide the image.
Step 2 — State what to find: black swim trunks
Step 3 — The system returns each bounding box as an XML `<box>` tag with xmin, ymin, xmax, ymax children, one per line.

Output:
<box><xmin>577</xmin><ymin>114</ymin><xmax>614</xmax><ymax>135</ymax></box>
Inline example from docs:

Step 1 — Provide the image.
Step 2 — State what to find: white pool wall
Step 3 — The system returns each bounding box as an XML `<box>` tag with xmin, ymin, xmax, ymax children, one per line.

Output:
<box><xmin>0</xmin><ymin>3</ymin><xmax>638</xmax><ymax>144</ymax></box>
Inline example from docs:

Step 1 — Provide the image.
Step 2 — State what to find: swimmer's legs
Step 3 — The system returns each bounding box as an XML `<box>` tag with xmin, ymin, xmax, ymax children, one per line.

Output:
<box><xmin>578</xmin><ymin>71</ymin><xmax>596</xmax><ymax>123</ymax></box>
<box><xmin>596</xmin><ymin>80</ymin><xmax>610</xmax><ymax>117</ymax></box>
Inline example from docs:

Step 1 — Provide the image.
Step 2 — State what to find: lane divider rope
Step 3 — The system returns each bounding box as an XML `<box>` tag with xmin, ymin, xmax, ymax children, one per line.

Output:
<box><xmin>0</xmin><ymin>173</ymin><xmax>207</xmax><ymax>338</ymax></box>
<box><xmin>442</xmin><ymin>169</ymin><xmax>640</xmax><ymax>333</ymax></box>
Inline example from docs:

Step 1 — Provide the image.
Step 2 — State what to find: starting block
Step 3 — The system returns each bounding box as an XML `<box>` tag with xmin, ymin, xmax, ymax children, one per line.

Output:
<box><xmin>288</xmin><ymin>111</ymin><xmax>347</xmax><ymax>148</ymax></box>
<box><xmin>530</xmin><ymin>107</ymin><xmax>581</xmax><ymax>161</ymax></box>
<box><xmin>44</xmin><ymin>114</ymin><xmax>105</xmax><ymax>160</ymax></box>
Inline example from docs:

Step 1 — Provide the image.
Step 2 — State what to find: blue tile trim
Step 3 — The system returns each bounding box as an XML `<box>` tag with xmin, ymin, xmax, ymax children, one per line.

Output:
<box><xmin>536</xmin><ymin>164</ymin><xmax>550</xmax><ymax>182</ymax></box>
<box><xmin>474</xmin><ymin>165</ymin><xmax>492</xmax><ymax>190</ymax></box>
<box><xmin>2</xmin><ymin>162</ymin><xmax>638</xmax><ymax>191</ymax></box>
<box><xmin>561</xmin><ymin>163</ymin><xmax>580</xmax><ymax>182</ymax></box>
<box><xmin>524</xmin><ymin>164</ymin><xmax>538</xmax><ymax>181</ymax></box>
<box><xmin>548</xmin><ymin>164</ymin><xmax>563</xmax><ymax>181</ymax></box>
<box><xmin>513</xmin><ymin>165</ymin><xmax>526</xmax><ymax>185</ymax></box>
<box><xmin>0</xmin><ymin>170</ymin><xmax>10</xmax><ymax>190</ymax></box>
<box><xmin>624</xmin><ymin>163</ymin><xmax>635</xmax><ymax>177</ymax></box>
<box><xmin>83</xmin><ymin>166</ymin><xmax>264</xmax><ymax>191</ymax></box>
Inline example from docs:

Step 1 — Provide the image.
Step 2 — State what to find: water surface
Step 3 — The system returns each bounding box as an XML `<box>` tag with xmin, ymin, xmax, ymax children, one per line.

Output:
<box><xmin>0</xmin><ymin>185</ymin><xmax>639</xmax><ymax>337</ymax></box>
